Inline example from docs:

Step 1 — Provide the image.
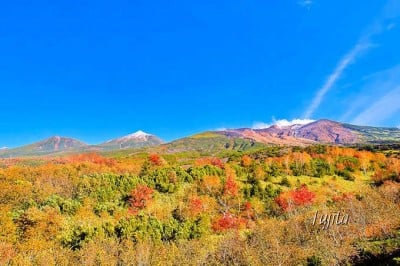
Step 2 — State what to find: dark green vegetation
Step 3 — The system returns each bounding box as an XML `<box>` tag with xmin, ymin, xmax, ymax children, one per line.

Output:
<box><xmin>344</xmin><ymin>123</ymin><xmax>400</xmax><ymax>143</ymax></box>
<box><xmin>164</xmin><ymin>132</ymin><xmax>265</xmax><ymax>155</ymax></box>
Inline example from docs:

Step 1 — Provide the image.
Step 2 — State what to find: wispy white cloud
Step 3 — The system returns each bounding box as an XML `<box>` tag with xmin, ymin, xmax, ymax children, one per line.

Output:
<box><xmin>298</xmin><ymin>0</ymin><xmax>313</xmax><ymax>9</ymax></box>
<box><xmin>274</xmin><ymin>118</ymin><xmax>315</xmax><ymax>127</ymax></box>
<box><xmin>387</xmin><ymin>23</ymin><xmax>396</xmax><ymax>30</ymax></box>
<box><xmin>340</xmin><ymin>65</ymin><xmax>400</xmax><ymax>124</ymax></box>
<box><xmin>304</xmin><ymin>0</ymin><xmax>400</xmax><ymax>119</ymax></box>
<box><xmin>253</xmin><ymin>118</ymin><xmax>315</xmax><ymax>129</ymax></box>
<box><xmin>347</xmin><ymin>64</ymin><xmax>400</xmax><ymax>126</ymax></box>
<box><xmin>252</xmin><ymin>122</ymin><xmax>271</xmax><ymax>129</ymax></box>
<box><xmin>303</xmin><ymin>44</ymin><xmax>368</xmax><ymax>119</ymax></box>
<box><xmin>351</xmin><ymin>86</ymin><xmax>400</xmax><ymax>125</ymax></box>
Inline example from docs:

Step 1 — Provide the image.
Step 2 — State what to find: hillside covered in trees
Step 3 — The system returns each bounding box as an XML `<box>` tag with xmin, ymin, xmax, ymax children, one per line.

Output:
<box><xmin>1</xmin><ymin>145</ymin><xmax>400</xmax><ymax>265</ymax></box>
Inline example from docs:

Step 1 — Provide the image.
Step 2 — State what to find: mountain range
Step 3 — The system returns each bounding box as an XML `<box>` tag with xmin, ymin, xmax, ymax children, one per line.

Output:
<box><xmin>0</xmin><ymin>131</ymin><xmax>164</xmax><ymax>158</ymax></box>
<box><xmin>1</xmin><ymin>119</ymin><xmax>400</xmax><ymax>158</ymax></box>
<box><xmin>220</xmin><ymin>119</ymin><xmax>400</xmax><ymax>145</ymax></box>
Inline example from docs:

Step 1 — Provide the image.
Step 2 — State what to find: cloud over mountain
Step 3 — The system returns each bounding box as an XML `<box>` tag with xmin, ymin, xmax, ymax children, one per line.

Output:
<box><xmin>253</xmin><ymin>118</ymin><xmax>315</xmax><ymax>129</ymax></box>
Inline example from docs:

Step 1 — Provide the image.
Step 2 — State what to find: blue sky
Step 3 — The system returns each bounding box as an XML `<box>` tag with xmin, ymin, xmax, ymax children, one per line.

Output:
<box><xmin>1</xmin><ymin>0</ymin><xmax>400</xmax><ymax>147</ymax></box>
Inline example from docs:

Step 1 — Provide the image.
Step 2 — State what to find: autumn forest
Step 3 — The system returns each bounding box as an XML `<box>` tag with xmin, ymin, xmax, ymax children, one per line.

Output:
<box><xmin>1</xmin><ymin>143</ymin><xmax>400</xmax><ymax>265</ymax></box>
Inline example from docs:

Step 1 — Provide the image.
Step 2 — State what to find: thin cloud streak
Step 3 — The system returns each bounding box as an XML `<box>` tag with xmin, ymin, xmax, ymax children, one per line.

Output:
<box><xmin>303</xmin><ymin>44</ymin><xmax>368</xmax><ymax>119</ymax></box>
<box><xmin>298</xmin><ymin>0</ymin><xmax>313</xmax><ymax>9</ymax></box>
<box><xmin>351</xmin><ymin>87</ymin><xmax>400</xmax><ymax>125</ymax></box>
<box><xmin>304</xmin><ymin>0</ymin><xmax>399</xmax><ymax>119</ymax></box>
<box><xmin>340</xmin><ymin>64</ymin><xmax>400</xmax><ymax>124</ymax></box>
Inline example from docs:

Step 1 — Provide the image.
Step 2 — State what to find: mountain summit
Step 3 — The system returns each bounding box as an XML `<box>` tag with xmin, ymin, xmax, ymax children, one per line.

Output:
<box><xmin>99</xmin><ymin>130</ymin><xmax>164</xmax><ymax>150</ymax></box>
<box><xmin>218</xmin><ymin>119</ymin><xmax>400</xmax><ymax>145</ymax></box>
<box><xmin>107</xmin><ymin>130</ymin><xmax>151</xmax><ymax>142</ymax></box>
<box><xmin>0</xmin><ymin>136</ymin><xmax>88</xmax><ymax>157</ymax></box>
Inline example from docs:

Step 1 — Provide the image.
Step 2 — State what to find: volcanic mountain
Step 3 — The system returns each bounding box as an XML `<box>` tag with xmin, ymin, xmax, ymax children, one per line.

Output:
<box><xmin>0</xmin><ymin>136</ymin><xmax>88</xmax><ymax>157</ymax></box>
<box><xmin>217</xmin><ymin>119</ymin><xmax>400</xmax><ymax>145</ymax></box>
<box><xmin>98</xmin><ymin>130</ymin><xmax>164</xmax><ymax>150</ymax></box>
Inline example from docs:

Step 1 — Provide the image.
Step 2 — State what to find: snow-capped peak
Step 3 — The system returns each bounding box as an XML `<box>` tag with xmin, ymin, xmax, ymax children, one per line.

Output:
<box><xmin>105</xmin><ymin>130</ymin><xmax>153</xmax><ymax>143</ymax></box>
<box><xmin>127</xmin><ymin>130</ymin><xmax>150</xmax><ymax>138</ymax></box>
<box><xmin>0</xmin><ymin>147</ymin><xmax>8</xmax><ymax>150</ymax></box>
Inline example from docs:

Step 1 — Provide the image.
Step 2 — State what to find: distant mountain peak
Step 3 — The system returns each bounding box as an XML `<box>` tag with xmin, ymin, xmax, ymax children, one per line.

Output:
<box><xmin>0</xmin><ymin>136</ymin><xmax>88</xmax><ymax>158</ymax></box>
<box><xmin>105</xmin><ymin>130</ymin><xmax>152</xmax><ymax>143</ymax></box>
<box><xmin>0</xmin><ymin>147</ymin><xmax>8</xmax><ymax>150</ymax></box>
<box><xmin>116</xmin><ymin>131</ymin><xmax>153</xmax><ymax>142</ymax></box>
<box><xmin>100</xmin><ymin>130</ymin><xmax>164</xmax><ymax>150</ymax></box>
<box><xmin>37</xmin><ymin>136</ymin><xmax>88</xmax><ymax>151</ymax></box>
<box><xmin>125</xmin><ymin>130</ymin><xmax>150</xmax><ymax>138</ymax></box>
<box><xmin>219</xmin><ymin>119</ymin><xmax>400</xmax><ymax>145</ymax></box>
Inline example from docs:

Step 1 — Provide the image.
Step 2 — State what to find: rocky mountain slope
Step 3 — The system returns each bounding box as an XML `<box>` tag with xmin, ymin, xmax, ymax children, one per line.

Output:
<box><xmin>218</xmin><ymin>119</ymin><xmax>400</xmax><ymax>145</ymax></box>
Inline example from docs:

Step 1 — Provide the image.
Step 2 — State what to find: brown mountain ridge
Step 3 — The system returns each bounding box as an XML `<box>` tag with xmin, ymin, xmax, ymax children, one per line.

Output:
<box><xmin>217</xmin><ymin>119</ymin><xmax>400</xmax><ymax>146</ymax></box>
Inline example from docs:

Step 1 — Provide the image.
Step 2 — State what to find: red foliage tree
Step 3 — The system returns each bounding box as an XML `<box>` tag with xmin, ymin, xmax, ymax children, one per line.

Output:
<box><xmin>244</xmin><ymin>201</ymin><xmax>252</xmax><ymax>211</ymax></box>
<box><xmin>224</xmin><ymin>175</ymin><xmax>238</xmax><ymax>196</ymax></box>
<box><xmin>275</xmin><ymin>194</ymin><xmax>290</xmax><ymax>211</ymax></box>
<box><xmin>128</xmin><ymin>184</ymin><xmax>154</xmax><ymax>214</ymax></box>
<box><xmin>188</xmin><ymin>197</ymin><xmax>203</xmax><ymax>216</ymax></box>
<box><xmin>212</xmin><ymin>212</ymin><xmax>246</xmax><ymax>232</ymax></box>
<box><xmin>66</xmin><ymin>153</ymin><xmax>116</xmax><ymax>166</ymax></box>
<box><xmin>195</xmin><ymin>157</ymin><xmax>225</xmax><ymax>169</ymax></box>
<box><xmin>149</xmin><ymin>154</ymin><xmax>163</xmax><ymax>166</ymax></box>
<box><xmin>291</xmin><ymin>184</ymin><xmax>315</xmax><ymax>205</ymax></box>
<box><xmin>275</xmin><ymin>184</ymin><xmax>315</xmax><ymax>211</ymax></box>
<box><xmin>210</xmin><ymin>158</ymin><xmax>225</xmax><ymax>169</ymax></box>
<box><xmin>243</xmin><ymin>201</ymin><xmax>254</xmax><ymax>219</ymax></box>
